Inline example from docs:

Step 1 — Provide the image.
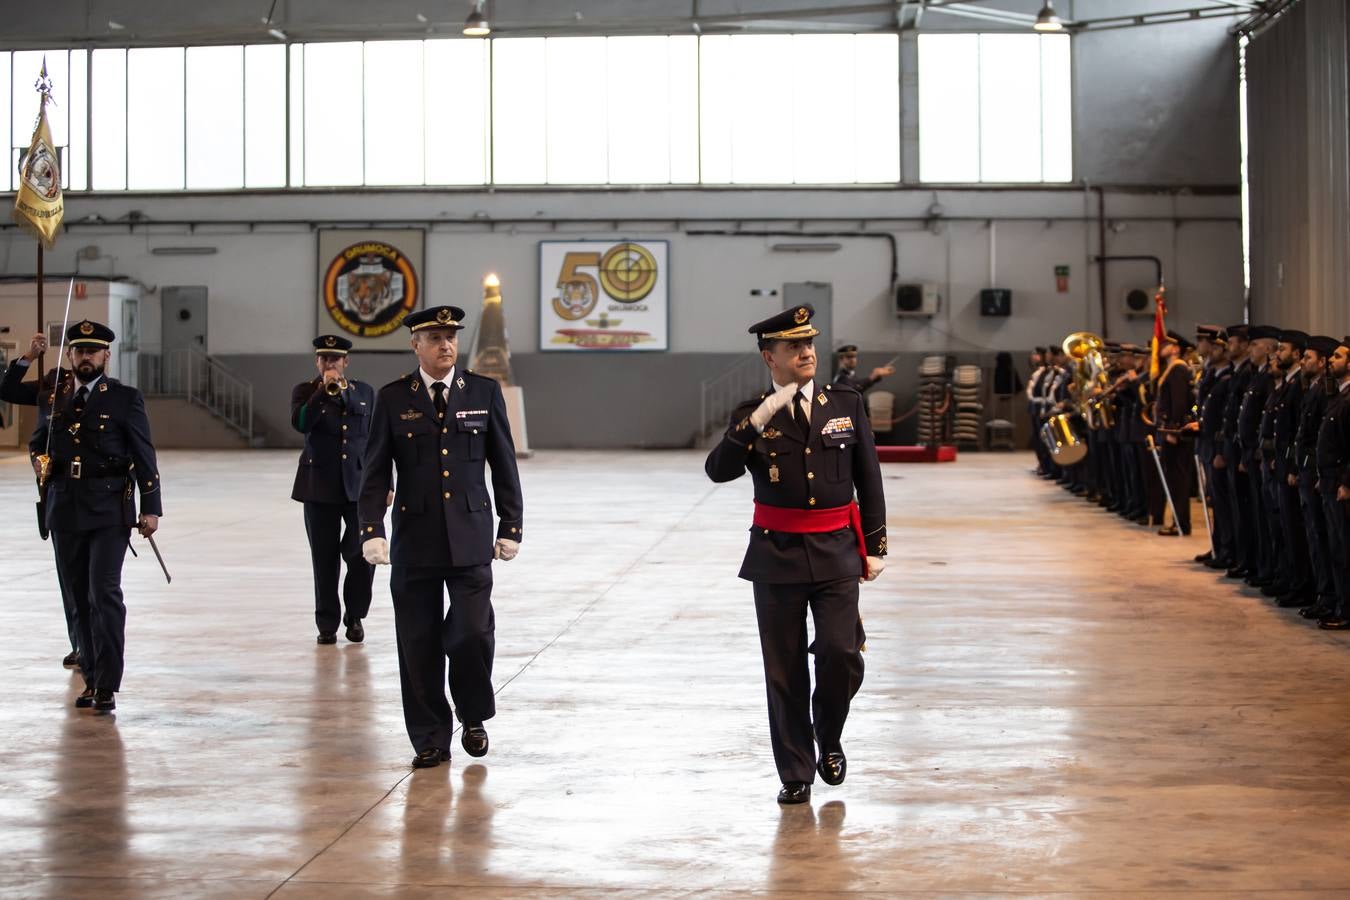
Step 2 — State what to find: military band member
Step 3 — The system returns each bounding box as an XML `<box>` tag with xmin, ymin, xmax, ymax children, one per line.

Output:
<box><xmin>704</xmin><ymin>304</ymin><xmax>887</xmax><ymax>805</ymax></box>
<box><xmin>1155</xmin><ymin>331</ymin><xmax>1196</xmax><ymax>536</ymax></box>
<box><xmin>1313</xmin><ymin>337</ymin><xmax>1350</xmax><ymax>630</ymax></box>
<box><xmin>832</xmin><ymin>344</ymin><xmax>894</xmax><ymax>394</ymax></box>
<box><xmin>291</xmin><ymin>335</ymin><xmax>376</xmax><ymax>645</ymax></box>
<box><xmin>1294</xmin><ymin>336</ymin><xmax>1340</xmax><ymax>619</ymax></box>
<box><xmin>30</xmin><ymin>320</ymin><xmax>162</xmax><ymax>713</ymax></box>
<box><xmin>1</xmin><ymin>330</ymin><xmax>81</xmax><ymax>667</ymax></box>
<box><xmin>358</xmin><ymin>305</ymin><xmax>524</xmax><ymax>769</ymax></box>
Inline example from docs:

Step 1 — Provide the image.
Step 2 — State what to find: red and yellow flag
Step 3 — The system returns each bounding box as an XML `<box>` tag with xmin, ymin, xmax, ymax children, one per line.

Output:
<box><xmin>12</xmin><ymin>64</ymin><xmax>64</xmax><ymax>250</ymax></box>
<box><xmin>1148</xmin><ymin>285</ymin><xmax>1167</xmax><ymax>380</ymax></box>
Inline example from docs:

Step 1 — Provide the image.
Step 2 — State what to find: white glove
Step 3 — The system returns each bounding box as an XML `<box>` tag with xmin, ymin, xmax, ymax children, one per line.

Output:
<box><xmin>862</xmin><ymin>556</ymin><xmax>885</xmax><ymax>582</ymax></box>
<box><xmin>750</xmin><ymin>381</ymin><xmax>801</xmax><ymax>432</ymax></box>
<box><xmin>494</xmin><ymin>538</ymin><xmax>519</xmax><ymax>561</ymax></box>
<box><xmin>362</xmin><ymin>537</ymin><xmax>390</xmax><ymax>565</ymax></box>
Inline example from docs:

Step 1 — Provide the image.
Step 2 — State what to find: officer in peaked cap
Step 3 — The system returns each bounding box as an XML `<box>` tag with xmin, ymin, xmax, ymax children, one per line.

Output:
<box><xmin>704</xmin><ymin>303</ymin><xmax>887</xmax><ymax>805</ymax></box>
<box><xmin>358</xmin><ymin>305</ymin><xmax>524</xmax><ymax>768</ymax></box>
<box><xmin>832</xmin><ymin>343</ymin><xmax>894</xmax><ymax>394</ymax></box>
<box><xmin>1266</xmin><ymin>329</ymin><xmax>1310</xmax><ymax>604</ymax></box>
<box><xmin>1217</xmin><ymin>324</ymin><xmax>1256</xmax><ymax>579</ymax></box>
<box><xmin>291</xmin><ymin>334</ymin><xmax>377</xmax><ymax>645</ymax></box>
<box><xmin>31</xmin><ymin>319</ymin><xmax>162</xmax><ymax>714</ymax></box>
<box><xmin>1193</xmin><ymin>325</ymin><xmax>1236</xmax><ymax>568</ymax></box>
<box><xmin>1313</xmin><ymin>336</ymin><xmax>1350</xmax><ymax>629</ymax></box>
<box><xmin>1293</xmin><ymin>335</ymin><xmax>1342</xmax><ymax>620</ymax></box>
<box><xmin>1154</xmin><ymin>329</ymin><xmax>1196</xmax><ymax>536</ymax></box>
<box><xmin>1236</xmin><ymin>326</ymin><xmax>1281</xmax><ymax>587</ymax></box>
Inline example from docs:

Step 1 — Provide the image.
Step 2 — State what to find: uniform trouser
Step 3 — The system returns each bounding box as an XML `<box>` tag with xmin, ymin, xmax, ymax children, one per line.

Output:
<box><xmin>389</xmin><ymin>563</ymin><xmax>496</xmax><ymax>753</ymax></box>
<box><xmin>1084</xmin><ymin>432</ymin><xmax>1101</xmax><ymax>494</ymax></box>
<box><xmin>1206</xmin><ymin>451</ymin><xmax>1237</xmax><ymax>562</ymax></box>
<box><xmin>1299</xmin><ymin>473</ymin><xmax>1333</xmax><ymax>599</ymax></box>
<box><xmin>1254</xmin><ymin>457</ymin><xmax>1280</xmax><ymax>579</ymax></box>
<box><xmin>1099</xmin><ymin>437</ymin><xmax>1118</xmax><ymax>502</ymax></box>
<box><xmin>1276</xmin><ymin>464</ymin><xmax>1310</xmax><ymax>592</ymax></box>
<box><xmin>53</xmin><ymin>546</ymin><xmax>78</xmax><ymax>652</ymax></box>
<box><xmin>753</xmin><ymin>577</ymin><xmax>865</xmax><ymax>785</ymax></box>
<box><xmin>1120</xmin><ymin>442</ymin><xmax>1143</xmax><ymax>517</ymax></box>
<box><xmin>1142</xmin><ymin>441</ymin><xmax>1165</xmax><ymax>524</ymax></box>
<box><xmin>52</xmin><ymin>526</ymin><xmax>129</xmax><ymax>692</ymax></box>
<box><xmin>1320</xmin><ymin>492</ymin><xmax>1350</xmax><ymax>615</ymax></box>
<box><xmin>1161</xmin><ymin>438</ymin><xmax>1194</xmax><ymax>533</ymax></box>
<box><xmin>303</xmin><ymin>500</ymin><xmax>375</xmax><ymax>635</ymax></box>
<box><xmin>1224</xmin><ymin>441</ymin><xmax>1254</xmax><ymax>569</ymax></box>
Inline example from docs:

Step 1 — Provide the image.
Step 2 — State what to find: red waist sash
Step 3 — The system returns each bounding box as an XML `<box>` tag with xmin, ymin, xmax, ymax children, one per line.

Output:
<box><xmin>752</xmin><ymin>501</ymin><xmax>868</xmax><ymax>567</ymax></box>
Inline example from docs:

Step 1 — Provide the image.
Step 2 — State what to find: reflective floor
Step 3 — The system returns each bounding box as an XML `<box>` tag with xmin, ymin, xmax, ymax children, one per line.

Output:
<box><xmin>2</xmin><ymin>449</ymin><xmax>1350</xmax><ymax>898</ymax></box>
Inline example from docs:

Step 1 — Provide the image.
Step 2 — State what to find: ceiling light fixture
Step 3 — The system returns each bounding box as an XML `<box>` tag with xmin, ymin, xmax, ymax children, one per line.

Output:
<box><xmin>463</xmin><ymin>0</ymin><xmax>490</xmax><ymax>36</ymax></box>
<box><xmin>1033</xmin><ymin>2</ymin><xmax>1064</xmax><ymax>31</ymax></box>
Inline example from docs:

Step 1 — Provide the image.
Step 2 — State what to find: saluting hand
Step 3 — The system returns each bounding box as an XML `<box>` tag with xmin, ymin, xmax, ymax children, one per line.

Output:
<box><xmin>138</xmin><ymin>515</ymin><xmax>159</xmax><ymax>538</ymax></box>
<box><xmin>750</xmin><ymin>381</ymin><xmax>800</xmax><ymax>431</ymax></box>
<box><xmin>862</xmin><ymin>556</ymin><xmax>885</xmax><ymax>583</ymax></box>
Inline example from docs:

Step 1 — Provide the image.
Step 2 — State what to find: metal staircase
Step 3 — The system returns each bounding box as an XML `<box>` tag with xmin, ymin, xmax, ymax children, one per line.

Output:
<box><xmin>698</xmin><ymin>357</ymin><xmax>769</xmax><ymax>447</ymax></box>
<box><xmin>139</xmin><ymin>346</ymin><xmax>259</xmax><ymax>446</ymax></box>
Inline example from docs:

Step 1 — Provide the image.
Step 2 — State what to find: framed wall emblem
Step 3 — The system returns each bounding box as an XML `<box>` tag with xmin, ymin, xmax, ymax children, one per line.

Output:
<box><xmin>317</xmin><ymin>229</ymin><xmax>425</xmax><ymax>351</ymax></box>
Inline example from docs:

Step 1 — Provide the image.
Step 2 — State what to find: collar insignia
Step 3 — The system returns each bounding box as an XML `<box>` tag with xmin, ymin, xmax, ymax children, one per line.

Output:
<box><xmin>457</xmin><ymin>377</ymin><xmax>466</xmax><ymax>390</ymax></box>
<box><xmin>816</xmin><ymin>392</ymin><xmax>827</xmax><ymax>406</ymax></box>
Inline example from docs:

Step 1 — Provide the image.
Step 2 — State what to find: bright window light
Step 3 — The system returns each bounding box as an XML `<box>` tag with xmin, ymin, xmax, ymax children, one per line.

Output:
<box><xmin>245</xmin><ymin>44</ymin><xmax>287</xmax><ymax>188</ymax></box>
<box><xmin>91</xmin><ymin>49</ymin><xmax>127</xmax><ymax>190</ymax></box>
<box><xmin>68</xmin><ymin>50</ymin><xmax>88</xmax><ymax>190</ymax></box>
<box><xmin>364</xmin><ymin>41</ymin><xmax>424</xmax><ymax>185</ymax></box>
<box><xmin>919</xmin><ymin>33</ymin><xmax>1072</xmax><ymax>183</ymax></box>
<box><xmin>128</xmin><ymin>47</ymin><xmax>185</xmax><ymax>190</ymax></box>
<box><xmin>424</xmin><ymin>39</ymin><xmax>489</xmax><ymax>184</ymax></box>
<box><xmin>545</xmin><ymin>37</ymin><xmax>608</xmax><ymax>184</ymax></box>
<box><xmin>303</xmin><ymin>42</ymin><xmax>363</xmax><ymax>186</ymax></box>
<box><xmin>491</xmin><ymin>38</ymin><xmax>548</xmax><ymax>184</ymax></box>
<box><xmin>186</xmin><ymin>46</ymin><xmax>244</xmax><ymax>189</ymax></box>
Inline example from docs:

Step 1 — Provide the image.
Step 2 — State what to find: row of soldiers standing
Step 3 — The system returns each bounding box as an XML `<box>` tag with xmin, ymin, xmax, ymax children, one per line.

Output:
<box><xmin>1028</xmin><ymin>326</ymin><xmax>1350</xmax><ymax>629</ymax></box>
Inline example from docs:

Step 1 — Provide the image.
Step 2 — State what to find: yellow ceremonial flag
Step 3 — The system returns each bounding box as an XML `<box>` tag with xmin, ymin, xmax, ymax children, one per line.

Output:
<box><xmin>12</xmin><ymin>78</ymin><xmax>64</xmax><ymax>250</ymax></box>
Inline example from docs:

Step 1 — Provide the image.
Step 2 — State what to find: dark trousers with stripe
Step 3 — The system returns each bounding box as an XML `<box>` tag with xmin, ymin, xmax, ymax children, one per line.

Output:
<box><xmin>753</xmin><ymin>577</ymin><xmax>865</xmax><ymax>785</ymax></box>
<box><xmin>303</xmin><ymin>500</ymin><xmax>374</xmax><ymax>635</ymax></box>
<box><xmin>1276</xmin><ymin>464</ymin><xmax>1310</xmax><ymax>593</ymax></box>
<box><xmin>389</xmin><ymin>563</ymin><xmax>496</xmax><ymax>753</ymax></box>
<box><xmin>53</xmin><ymin>526</ymin><xmax>129</xmax><ymax>692</ymax></box>
<box><xmin>1161</xmin><ymin>438</ymin><xmax>1193</xmax><ymax>533</ymax></box>
<box><xmin>1299</xmin><ymin>473</ymin><xmax>1333</xmax><ymax>600</ymax></box>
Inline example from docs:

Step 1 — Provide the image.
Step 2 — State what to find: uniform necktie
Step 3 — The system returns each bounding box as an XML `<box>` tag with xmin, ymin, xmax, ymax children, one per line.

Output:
<box><xmin>432</xmin><ymin>381</ymin><xmax>447</xmax><ymax>418</ymax></box>
<box><xmin>793</xmin><ymin>390</ymin><xmax>811</xmax><ymax>437</ymax></box>
<box><xmin>73</xmin><ymin>385</ymin><xmax>89</xmax><ymax>418</ymax></box>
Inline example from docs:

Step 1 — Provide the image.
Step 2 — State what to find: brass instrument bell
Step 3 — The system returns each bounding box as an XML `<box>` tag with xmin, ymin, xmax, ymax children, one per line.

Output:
<box><xmin>324</xmin><ymin>377</ymin><xmax>349</xmax><ymax>396</ymax></box>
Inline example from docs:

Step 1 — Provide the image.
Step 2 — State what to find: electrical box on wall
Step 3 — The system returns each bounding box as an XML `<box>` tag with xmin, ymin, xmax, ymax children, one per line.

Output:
<box><xmin>979</xmin><ymin>288</ymin><xmax>1012</xmax><ymax>317</ymax></box>
<box><xmin>895</xmin><ymin>283</ymin><xmax>940</xmax><ymax>318</ymax></box>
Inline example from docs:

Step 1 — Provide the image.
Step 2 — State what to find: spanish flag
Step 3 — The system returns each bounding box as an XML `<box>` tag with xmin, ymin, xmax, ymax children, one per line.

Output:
<box><xmin>12</xmin><ymin>65</ymin><xmax>64</xmax><ymax>250</ymax></box>
<box><xmin>1148</xmin><ymin>285</ymin><xmax>1167</xmax><ymax>380</ymax></box>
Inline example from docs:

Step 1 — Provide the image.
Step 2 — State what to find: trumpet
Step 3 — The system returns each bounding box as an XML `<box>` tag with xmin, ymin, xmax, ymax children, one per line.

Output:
<box><xmin>324</xmin><ymin>377</ymin><xmax>349</xmax><ymax>396</ymax></box>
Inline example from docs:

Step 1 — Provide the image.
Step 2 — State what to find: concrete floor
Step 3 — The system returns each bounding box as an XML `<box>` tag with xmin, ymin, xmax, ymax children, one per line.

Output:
<box><xmin>2</xmin><ymin>449</ymin><xmax>1350</xmax><ymax>898</ymax></box>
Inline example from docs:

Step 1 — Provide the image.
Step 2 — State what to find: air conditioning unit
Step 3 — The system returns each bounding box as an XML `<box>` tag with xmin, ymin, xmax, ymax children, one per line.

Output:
<box><xmin>1123</xmin><ymin>287</ymin><xmax>1156</xmax><ymax>318</ymax></box>
<box><xmin>895</xmin><ymin>282</ymin><xmax>940</xmax><ymax>318</ymax></box>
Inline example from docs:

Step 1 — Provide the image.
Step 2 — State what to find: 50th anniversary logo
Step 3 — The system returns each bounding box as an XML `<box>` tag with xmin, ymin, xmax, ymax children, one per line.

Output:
<box><xmin>540</xmin><ymin>241</ymin><xmax>669</xmax><ymax>352</ymax></box>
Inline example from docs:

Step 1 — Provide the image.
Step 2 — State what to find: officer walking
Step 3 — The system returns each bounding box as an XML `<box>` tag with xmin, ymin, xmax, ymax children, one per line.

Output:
<box><xmin>832</xmin><ymin>344</ymin><xmax>894</xmax><ymax>394</ymax></box>
<box><xmin>1</xmin><ymin>329</ymin><xmax>81</xmax><ymax>667</ymax></box>
<box><xmin>359</xmin><ymin>305</ymin><xmax>524</xmax><ymax>769</ymax></box>
<box><xmin>705</xmin><ymin>304</ymin><xmax>887</xmax><ymax>805</ymax></box>
<box><xmin>291</xmin><ymin>335</ymin><xmax>376</xmax><ymax>645</ymax></box>
<box><xmin>31</xmin><ymin>320</ymin><xmax>162</xmax><ymax>713</ymax></box>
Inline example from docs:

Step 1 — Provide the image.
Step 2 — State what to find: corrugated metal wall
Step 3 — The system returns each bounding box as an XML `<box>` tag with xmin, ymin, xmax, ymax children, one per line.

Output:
<box><xmin>1247</xmin><ymin>0</ymin><xmax>1350</xmax><ymax>336</ymax></box>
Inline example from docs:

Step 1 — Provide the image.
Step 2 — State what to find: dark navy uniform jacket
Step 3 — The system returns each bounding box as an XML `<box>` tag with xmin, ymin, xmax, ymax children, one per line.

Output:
<box><xmin>832</xmin><ymin>368</ymin><xmax>881</xmax><ymax>393</ymax></box>
<box><xmin>1269</xmin><ymin>372</ymin><xmax>1304</xmax><ymax>474</ymax></box>
<box><xmin>1154</xmin><ymin>360</ymin><xmax>1194</xmax><ymax>434</ymax></box>
<box><xmin>1198</xmin><ymin>364</ymin><xmax>1232</xmax><ymax>440</ymax></box>
<box><xmin>290</xmin><ymin>378</ymin><xmax>376</xmax><ymax>505</ymax></box>
<box><xmin>1237</xmin><ymin>364</ymin><xmax>1275</xmax><ymax>465</ymax></box>
<box><xmin>0</xmin><ymin>359</ymin><xmax>58</xmax><ymax>406</ymax></box>
<box><xmin>358</xmin><ymin>369</ymin><xmax>523</xmax><ymax>568</ymax></box>
<box><xmin>1293</xmin><ymin>377</ymin><xmax>1328</xmax><ymax>475</ymax></box>
<box><xmin>30</xmin><ymin>376</ymin><xmax>162</xmax><ymax>533</ymax></box>
<box><xmin>705</xmin><ymin>382</ymin><xmax>886</xmax><ymax>584</ymax></box>
<box><xmin>1315</xmin><ymin>381</ymin><xmax>1350</xmax><ymax>495</ymax></box>
<box><xmin>1222</xmin><ymin>359</ymin><xmax>1254</xmax><ymax>447</ymax></box>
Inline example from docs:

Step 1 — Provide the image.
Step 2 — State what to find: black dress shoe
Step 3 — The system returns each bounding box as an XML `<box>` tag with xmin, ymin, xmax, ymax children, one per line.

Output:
<box><xmin>74</xmin><ymin>687</ymin><xmax>95</xmax><ymax>709</ymax></box>
<box><xmin>316</xmin><ymin>632</ymin><xmax>337</xmax><ymax>645</ymax></box>
<box><xmin>62</xmin><ymin>650</ymin><xmax>80</xmax><ymax>668</ymax></box>
<box><xmin>1225</xmin><ymin>567</ymin><xmax>1250</xmax><ymax>579</ymax></box>
<box><xmin>1157</xmin><ymin>525</ymin><xmax>1179</xmax><ymax>537</ymax></box>
<box><xmin>1132</xmin><ymin>516</ymin><xmax>1151</xmax><ymax>526</ymax></box>
<box><xmin>461</xmin><ymin>724</ymin><xmax>489</xmax><ymax>758</ymax></box>
<box><xmin>1277</xmin><ymin>593</ymin><xmax>1313</xmax><ymax>608</ymax></box>
<box><xmin>93</xmin><ymin>689</ymin><xmax>115</xmax><ymax>712</ymax></box>
<box><xmin>1318</xmin><ymin>617</ymin><xmax>1350</xmax><ymax>630</ymax></box>
<box><xmin>1261</xmin><ymin>583</ymin><xmax>1284</xmax><ymax>598</ymax></box>
<box><xmin>1194</xmin><ymin>551</ymin><xmax>1213</xmax><ymax>563</ymax></box>
<box><xmin>412</xmin><ymin>748</ymin><xmax>450</xmax><ymax>768</ymax></box>
<box><xmin>344</xmin><ymin>616</ymin><xmax>364</xmax><ymax>643</ymax></box>
<box><xmin>777</xmin><ymin>782</ymin><xmax>811</xmax><ymax>805</ymax></box>
<box><xmin>817</xmin><ymin>752</ymin><xmax>847</xmax><ymax>786</ymax></box>
<box><xmin>1301</xmin><ymin>605</ymin><xmax>1332</xmax><ymax>620</ymax></box>
<box><xmin>1205</xmin><ymin>557</ymin><xmax>1233</xmax><ymax>570</ymax></box>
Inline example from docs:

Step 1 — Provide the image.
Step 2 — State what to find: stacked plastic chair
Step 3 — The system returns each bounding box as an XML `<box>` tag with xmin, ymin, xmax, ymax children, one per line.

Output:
<box><xmin>951</xmin><ymin>364</ymin><xmax>983</xmax><ymax>448</ymax></box>
<box><xmin>915</xmin><ymin>355</ymin><xmax>950</xmax><ymax>447</ymax></box>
